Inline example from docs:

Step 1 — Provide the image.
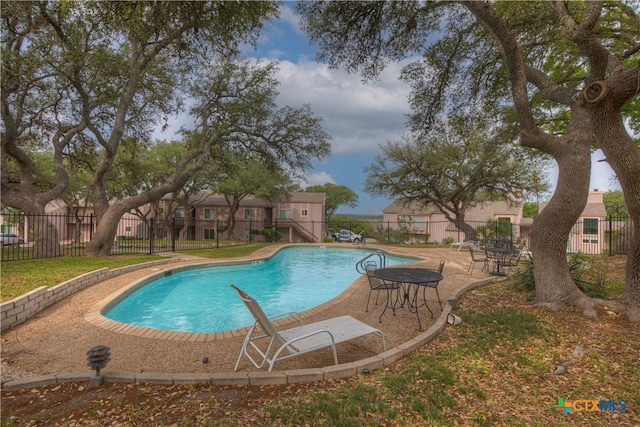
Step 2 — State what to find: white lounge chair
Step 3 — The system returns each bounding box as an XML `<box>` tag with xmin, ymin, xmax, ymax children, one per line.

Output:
<box><xmin>231</xmin><ymin>284</ymin><xmax>387</xmax><ymax>372</ymax></box>
<box><xmin>449</xmin><ymin>240</ymin><xmax>477</xmax><ymax>251</ymax></box>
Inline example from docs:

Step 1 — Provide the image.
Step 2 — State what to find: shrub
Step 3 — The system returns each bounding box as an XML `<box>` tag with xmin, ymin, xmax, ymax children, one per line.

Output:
<box><xmin>508</xmin><ymin>252</ymin><xmax>609</xmax><ymax>298</ymax></box>
<box><xmin>250</xmin><ymin>228</ymin><xmax>283</xmax><ymax>242</ymax></box>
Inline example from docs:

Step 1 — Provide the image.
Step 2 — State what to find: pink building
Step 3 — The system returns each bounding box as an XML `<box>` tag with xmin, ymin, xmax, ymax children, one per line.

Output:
<box><xmin>540</xmin><ymin>190</ymin><xmax>607</xmax><ymax>253</ymax></box>
<box><xmin>43</xmin><ymin>191</ymin><xmax>327</xmax><ymax>244</ymax></box>
<box><xmin>382</xmin><ymin>199</ymin><xmax>523</xmax><ymax>244</ymax></box>
<box><xmin>382</xmin><ymin>190</ymin><xmax>608</xmax><ymax>253</ymax></box>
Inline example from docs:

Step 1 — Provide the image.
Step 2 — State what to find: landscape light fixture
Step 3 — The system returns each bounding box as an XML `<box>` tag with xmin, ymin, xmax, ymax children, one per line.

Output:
<box><xmin>86</xmin><ymin>345</ymin><xmax>111</xmax><ymax>377</ymax></box>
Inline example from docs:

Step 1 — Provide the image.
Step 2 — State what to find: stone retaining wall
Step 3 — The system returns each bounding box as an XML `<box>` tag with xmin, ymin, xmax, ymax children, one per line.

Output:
<box><xmin>1</xmin><ymin>259</ymin><xmax>171</xmax><ymax>332</ymax></box>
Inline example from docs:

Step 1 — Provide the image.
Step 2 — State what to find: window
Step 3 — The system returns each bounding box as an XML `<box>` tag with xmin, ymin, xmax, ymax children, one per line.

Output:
<box><xmin>204</xmin><ymin>208</ymin><xmax>215</xmax><ymax>219</ymax></box>
<box><xmin>301</xmin><ymin>209</ymin><xmax>308</xmax><ymax>217</ymax></box>
<box><xmin>583</xmin><ymin>218</ymin><xmax>598</xmax><ymax>235</ymax></box>
<box><xmin>245</xmin><ymin>209</ymin><xmax>256</xmax><ymax>220</ymax></box>
<box><xmin>204</xmin><ymin>229</ymin><xmax>215</xmax><ymax>240</ymax></box>
<box><xmin>280</xmin><ymin>209</ymin><xmax>292</xmax><ymax>219</ymax></box>
<box><xmin>125</xmin><ymin>226</ymin><xmax>131</xmax><ymax>232</ymax></box>
<box><xmin>175</xmin><ymin>208</ymin><xmax>185</xmax><ymax>218</ymax></box>
<box><xmin>413</xmin><ymin>216</ymin><xmax>427</xmax><ymax>231</ymax></box>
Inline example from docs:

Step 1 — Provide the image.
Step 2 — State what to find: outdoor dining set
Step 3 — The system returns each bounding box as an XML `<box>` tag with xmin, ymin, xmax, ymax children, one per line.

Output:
<box><xmin>364</xmin><ymin>260</ymin><xmax>445</xmax><ymax>330</ymax></box>
<box><xmin>465</xmin><ymin>238</ymin><xmax>525</xmax><ymax>276</ymax></box>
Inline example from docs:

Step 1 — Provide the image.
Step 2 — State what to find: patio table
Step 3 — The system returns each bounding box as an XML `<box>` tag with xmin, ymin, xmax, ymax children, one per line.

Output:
<box><xmin>485</xmin><ymin>248</ymin><xmax>520</xmax><ymax>276</ymax></box>
<box><xmin>372</xmin><ymin>267</ymin><xmax>443</xmax><ymax>330</ymax></box>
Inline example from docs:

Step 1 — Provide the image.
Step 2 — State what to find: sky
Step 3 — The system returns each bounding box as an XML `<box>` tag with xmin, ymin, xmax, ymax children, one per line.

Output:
<box><xmin>159</xmin><ymin>3</ymin><xmax>621</xmax><ymax>215</ymax></box>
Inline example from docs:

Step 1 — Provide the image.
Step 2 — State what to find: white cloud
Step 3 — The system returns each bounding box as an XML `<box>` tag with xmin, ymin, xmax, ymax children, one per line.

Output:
<box><xmin>298</xmin><ymin>171</ymin><xmax>337</xmax><ymax>188</ymax></box>
<box><xmin>274</xmin><ymin>60</ymin><xmax>412</xmax><ymax>154</ymax></box>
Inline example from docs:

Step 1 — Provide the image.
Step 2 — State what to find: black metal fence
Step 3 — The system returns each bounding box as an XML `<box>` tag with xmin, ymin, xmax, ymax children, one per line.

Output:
<box><xmin>332</xmin><ymin>215</ymin><xmax>633</xmax><ymax>255</ymax></box>
<box><xmin>0</xmin><ymin>212</ymin><xmax>633</xmax><ymax>261</ymax></box>
<box><xmin>0</xmin><ymin>212</ymin><xmax>327</xmax><ymax>261</ymax></box>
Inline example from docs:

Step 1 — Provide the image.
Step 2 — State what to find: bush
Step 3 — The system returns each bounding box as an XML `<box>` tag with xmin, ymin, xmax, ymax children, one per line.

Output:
<box><xmin>250</xmin><ymin>228</ymin><xmax>283</xmax><ymax>242</ymax></box>
<box><xmin>509</xmin><ymin>252</ymin><xmax>609</xmax><ymax>298</ymax></box>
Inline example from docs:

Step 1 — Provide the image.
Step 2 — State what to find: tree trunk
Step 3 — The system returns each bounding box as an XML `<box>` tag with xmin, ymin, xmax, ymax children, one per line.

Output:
<box><xmin>29</xmin><ymin>213</ymin><xmax>62</xmax><ymax>259</ymax></box>
<box><xmin>86</xmin><ymin>208</ymin><xmax>123</xmax><ymax>257</ymax></box>
<box><xmin>453</xmin><ymin>216</ymin><xmax>477</xmax><ymax>242</ymax></box>
<box><xmin>583</xmin><ymin>75</ymin><xmax>640</xmax><ymax>321</ymax></box>
<box><xmin>529</xmin><ymin>131</ymin><xmax>596</xmax><ymax>316</ymax></box>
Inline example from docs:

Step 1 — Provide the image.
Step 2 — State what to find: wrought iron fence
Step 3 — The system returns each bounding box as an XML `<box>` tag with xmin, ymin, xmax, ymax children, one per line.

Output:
<box><xmin>0</xmin><ymin>212</ymin><xmax>326</xmax><ymax>261</ymax></box>
<box><xmin>0</xmin><ymin>212</ymin><xmax>633</xmax><ymax>261</ymax></box>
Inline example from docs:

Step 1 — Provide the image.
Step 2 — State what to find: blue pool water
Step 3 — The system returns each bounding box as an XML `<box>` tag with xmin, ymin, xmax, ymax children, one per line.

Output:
<box><xmin>105</xmin><ymin>246</ymin><xmax>414</xmax><ymax>333</ymax></box>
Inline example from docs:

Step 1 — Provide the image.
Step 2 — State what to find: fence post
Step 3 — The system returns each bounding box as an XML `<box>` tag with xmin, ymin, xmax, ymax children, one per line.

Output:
<box><xmin>608</xmin><ymin>215</ymin><xmax>613</xmax><ymax>256</ymax></box>
<box><xmin>387</xmin><ymin>221</ymin><xmax>390</xmax><ymax>244</ymax></box>
<box><xmin>510</xmin><ymin>223</ymin><xmax>514</xmax><ymax>248</ymax></box>
<box><xmin>171</xmin><ymin>217</ymin><xmax>176</xmax><ymax>252</ymax></box>
<box><xmin>90</xmin><ymin>214</ymin><xmax>94</xmax><ymax>241</ymax></box>
<box><xmin>149</xmin><ymin>218</ymin><xmax>155</xmax><ymax>255</ymax></box>
<box><xmin>216</xmin><ymin>220</ymin><xmax>219</xmax><ymax>248</ymax></box>
<box><xmin>249</xmin><ymin>219</ymin><xmax>252</xmax><ymax>244</ymax></box>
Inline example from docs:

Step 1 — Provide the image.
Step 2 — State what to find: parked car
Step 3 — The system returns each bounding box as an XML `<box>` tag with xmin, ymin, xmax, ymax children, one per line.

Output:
<box><xmin>328</xmin><ymin>230</ymin><xmax>341</xmax><ymax>240</ymax></box>
<box><xmin>337</xmin><ymin>229</ymin><xmax>363</xmax><ymax>243</ymax></box>
<box><xmin>0</xmin><ymin>233</ymin><xmax>24</xmax><ymax>246</ymax></box>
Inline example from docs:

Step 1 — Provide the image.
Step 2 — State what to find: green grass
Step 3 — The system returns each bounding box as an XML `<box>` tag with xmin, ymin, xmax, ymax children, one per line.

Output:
<box><xmin>0</xmin><ymin>243</ymin><xmax>275</xmax><ymax>302</ymax></box>
<box><xmin>0</xmin><ymin>255</ymin><xmax>162</xmax><ymax>302</ymax></box>
<box><xmin>260</xmin><ymin>303</ymin><xmax>546</xmax><ymax>425</ymax></box>
<box><xmin>181</xmin><ymin>242</ymin><xmax>273</xmax><ymax>258</ymax></box>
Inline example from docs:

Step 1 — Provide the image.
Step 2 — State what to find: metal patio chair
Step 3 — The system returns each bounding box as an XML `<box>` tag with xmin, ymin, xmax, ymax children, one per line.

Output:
<box><xmin>365</xmin><ymin>264</ymin><xmax>401</xmax><ymax>312</ymax></box>
<box><xmin>468</xmin><ymin>247</ymin><xmax>489</xmax><ymax>274</ymax></box>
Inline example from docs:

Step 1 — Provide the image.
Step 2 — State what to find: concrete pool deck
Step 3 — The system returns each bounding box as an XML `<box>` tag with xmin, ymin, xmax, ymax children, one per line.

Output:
<box><xmin>1</xmin><ymin>244</ymin><xmax>498</xmax><ymax>390</ymax></box>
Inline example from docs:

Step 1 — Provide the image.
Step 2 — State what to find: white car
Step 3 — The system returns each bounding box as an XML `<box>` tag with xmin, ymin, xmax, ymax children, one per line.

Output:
<box><xmin>338</xmin><ymin>229</ymin><xmax>363</xmax><ymax>243</ymax></box>
<box><xmin>0</xmin><ymin>233</ymin><xmax>24</xmax><ymax>246</ymax></box>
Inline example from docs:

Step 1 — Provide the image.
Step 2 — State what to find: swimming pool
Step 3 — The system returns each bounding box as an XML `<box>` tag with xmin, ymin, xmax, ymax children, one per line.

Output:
<box><xmin>105</xmin><ymin>246</ymin><xmax>415</xmax><ymax>333</ymax></box>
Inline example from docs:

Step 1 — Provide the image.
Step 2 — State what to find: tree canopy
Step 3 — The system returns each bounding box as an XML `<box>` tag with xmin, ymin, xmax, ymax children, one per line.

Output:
<box><xmin>603</xmin><ymin>190</ymin><xmax>629</xmax><ymax>217</ymax></box>
<box><xmin>304</xmin><ymin>183</ymin><xmax>358</xmax><ymax>223</ymax></box>
<box><xmin>210</xmin><ymin>152</ymin><xmax>297</xmax><ymax>236</ymax></box>
<box><xmin>364</xmin><ymin>114</ymin><xmax>549</xmax><ymax>240</ymax></box>
<box><xmin>2</xmin><ymin>2</ymin><xmax>331</xmax><ymax>257</ymax></box>
<box><xmin>1</xmin><ymin>1</ymin><xmax>278</xmax><ymax>255</ymax></box>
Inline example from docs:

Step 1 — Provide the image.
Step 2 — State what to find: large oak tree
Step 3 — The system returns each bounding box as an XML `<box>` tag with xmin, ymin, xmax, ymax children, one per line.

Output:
<box><xmin>304</xmin><ymin>183</ymin><xmax>358</xmax><ymax>223</ymax></box>
<box><xmin>2</xmin><ymin>1</ymin><xmax>277</xmax><ymax>257</ymax></box>
<box><xmin>298</xmin><ymin>1</ymin><xmax>640</xmax><ymax>320</ymax></box>
<box><xmin>364</xmin><ymin>114</ymin><xmax>550</xmax><ymax>242</ymax></box>
<box><xmin>3</xmin><ymin>2</ymin><xmax>331</xmax><ymax>257</ymax></box>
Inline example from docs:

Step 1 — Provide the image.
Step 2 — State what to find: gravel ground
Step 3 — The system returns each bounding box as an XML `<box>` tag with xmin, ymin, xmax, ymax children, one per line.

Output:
<box><xmin>1</xmin><ymin>245</ymin><xmax>481</xmax><ymax>383</ymax></box>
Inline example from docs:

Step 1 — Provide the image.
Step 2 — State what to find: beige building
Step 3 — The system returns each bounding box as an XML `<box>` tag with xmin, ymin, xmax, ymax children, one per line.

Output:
<box><xmin>155</xmin><ymin>191</ymin><xmax>327</xmax><ymax>243</ymax></box>
<box><xmin>382</xmin><ymin>199</ymin><xmax>523</xmax><ymax>244</ymax></box>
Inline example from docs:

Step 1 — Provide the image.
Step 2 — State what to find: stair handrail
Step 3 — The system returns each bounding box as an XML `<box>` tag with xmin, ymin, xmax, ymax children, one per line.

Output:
<box><xmin>276</xmin><ymin>218</ymin><xmax>319</xmax><ymax>242</ymax></box>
